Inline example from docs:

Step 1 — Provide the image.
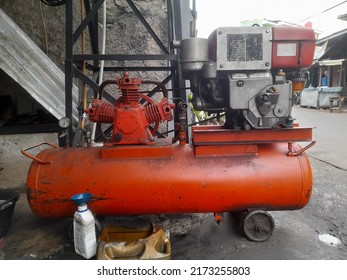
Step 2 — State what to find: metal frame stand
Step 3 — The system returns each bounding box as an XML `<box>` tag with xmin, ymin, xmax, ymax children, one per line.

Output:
<box><xmin>65</xmin><ymin>0</ymin><xmax>195</xmax><ymax>146</ymax></box>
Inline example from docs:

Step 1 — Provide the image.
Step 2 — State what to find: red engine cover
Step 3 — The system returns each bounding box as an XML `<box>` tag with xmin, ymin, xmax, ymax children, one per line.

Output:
<box><xmin>272</xmin><ymin>26</ymin><xmax>316</xmax><ymax>69</ymax></box>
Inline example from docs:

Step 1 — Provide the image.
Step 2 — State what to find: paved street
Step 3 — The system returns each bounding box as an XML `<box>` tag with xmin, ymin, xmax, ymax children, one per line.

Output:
<box><xmin>1</xmin><ymin>106</ymin><xmax>347</xmax><ymax>260</ymax></box>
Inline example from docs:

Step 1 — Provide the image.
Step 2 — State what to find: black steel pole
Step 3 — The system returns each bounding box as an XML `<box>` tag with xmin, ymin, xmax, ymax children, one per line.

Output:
<box><xmin>171</xmin><ymin>0</ymin><xmax>192</xmax><ymax>140</ymax></box>
<box><xmin>65</xmin><ymin>0</ymin><xmax>73</xmax><ymax>145</ymax></box>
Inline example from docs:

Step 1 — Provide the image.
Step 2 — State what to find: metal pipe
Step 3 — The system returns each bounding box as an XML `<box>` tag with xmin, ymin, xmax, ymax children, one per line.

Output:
<box><xmin>91</xmin><ymin>0</ymin><xmax>107</xmax><ymax>145</ymax></box>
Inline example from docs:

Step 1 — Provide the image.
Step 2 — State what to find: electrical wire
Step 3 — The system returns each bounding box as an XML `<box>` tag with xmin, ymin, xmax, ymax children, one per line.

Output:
<box><xmin>38</xmin><ymin>0</ymin><xmax>49</xmax><ymax>54</ymax></box>
<box><xmin>39</xmin><ymin>0</ymin><xmax>66</xmax><ymax>52</ymax></box>
<box><xmin>296</xmin><ymin>0</ymin><xmax>347</xmax><ymax>23</ymax></box>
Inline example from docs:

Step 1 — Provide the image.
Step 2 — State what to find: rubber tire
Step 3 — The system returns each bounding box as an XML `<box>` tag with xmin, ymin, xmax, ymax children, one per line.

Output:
<box><xmin>242</xmin><ymin>210</ymin><xmax>275</xmax><ymax>242</ymax></box>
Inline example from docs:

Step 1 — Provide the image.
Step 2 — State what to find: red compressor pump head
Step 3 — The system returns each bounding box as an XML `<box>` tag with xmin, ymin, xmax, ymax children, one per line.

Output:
<box><xmin>85</xmin><ymin>72</ymin><xmax>175</xmax><ymax>145</ymax></box>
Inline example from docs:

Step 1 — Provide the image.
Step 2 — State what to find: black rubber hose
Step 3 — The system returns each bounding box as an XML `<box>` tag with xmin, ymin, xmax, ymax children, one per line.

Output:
<box><xmin>40</xmin><ymin>0</ymin><xmax>66</xmax><ymax>7</ymax></box>
<box><xmin>142</xmin><ymin>80</ymin><xmax>168</xmax><ymax>98</ymax></box>
<box><xmin>98</xmin><ymin>80</ymin><xmax>117</xmax><ymax>100</ymax></box>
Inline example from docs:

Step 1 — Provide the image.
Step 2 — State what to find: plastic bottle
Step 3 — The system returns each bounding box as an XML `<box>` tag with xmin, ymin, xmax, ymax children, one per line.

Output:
<box><xmin>71</xmin><ymin>193</ymin><xmax>97</xmax><ymax>259</ymax></box>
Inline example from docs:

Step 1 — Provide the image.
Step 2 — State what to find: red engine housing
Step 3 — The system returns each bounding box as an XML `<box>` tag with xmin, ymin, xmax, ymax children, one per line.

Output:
<box><xmin>271</xmin><ymin>26</ymin><xmax>316</xmax><ymax>69</ymax></box>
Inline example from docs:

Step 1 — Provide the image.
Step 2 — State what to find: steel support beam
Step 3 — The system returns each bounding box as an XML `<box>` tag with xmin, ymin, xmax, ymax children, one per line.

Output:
<box><xmin>65</xmin><ymin>0</ymin><xmax>74</xmax><ymax>144</ymax></box>
<box><xmin>170</xmin><ymin>0</ymin><xmax>195</xmax><ymax>140</ymax></box>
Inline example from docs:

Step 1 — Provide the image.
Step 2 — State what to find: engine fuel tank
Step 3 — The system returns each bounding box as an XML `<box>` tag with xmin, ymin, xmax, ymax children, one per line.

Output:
<box><xmin>25</xmin><ymin>140</ymin><xmax>313</xmax><ymax>219</ymax></box>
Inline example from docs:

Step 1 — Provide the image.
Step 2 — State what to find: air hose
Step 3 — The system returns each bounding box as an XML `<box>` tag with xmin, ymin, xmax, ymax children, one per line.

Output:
<box><xmin>40</xmin><ymin>0</ymin><xmax>66</xmax><ymax>6</ymax></box>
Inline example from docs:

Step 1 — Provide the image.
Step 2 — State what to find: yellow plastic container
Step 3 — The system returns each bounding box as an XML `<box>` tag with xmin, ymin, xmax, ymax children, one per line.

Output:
<box><xmin>97</xmin><ymin>223</ymin><xmax>171</xmax><ymax>260</ymax></box>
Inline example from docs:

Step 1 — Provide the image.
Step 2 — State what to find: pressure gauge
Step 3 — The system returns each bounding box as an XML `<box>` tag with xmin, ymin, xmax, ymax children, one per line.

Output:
<box><xmin>58</xmin><ymin>117</ymin><xmax>71</xmax><ymax>129</ymax></box>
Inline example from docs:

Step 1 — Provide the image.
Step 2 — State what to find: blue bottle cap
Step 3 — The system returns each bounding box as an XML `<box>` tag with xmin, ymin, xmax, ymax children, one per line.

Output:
<box><xmin>71</xmin><ymin>193</ymin><xmax>92</xmax><ymax>206</ymax></box>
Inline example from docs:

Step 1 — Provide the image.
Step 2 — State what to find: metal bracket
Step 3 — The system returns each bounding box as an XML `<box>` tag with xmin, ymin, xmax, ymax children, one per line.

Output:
<box><xmin>287</xmin><ymin>140</ymin><xmax>316</xmax><ymax>157</ymax></box>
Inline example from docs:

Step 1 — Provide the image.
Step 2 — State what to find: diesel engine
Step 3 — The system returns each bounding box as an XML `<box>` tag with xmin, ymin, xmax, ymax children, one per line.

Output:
<box><xmin>178</xmin><ymin>26</ymin><xmax>315</xmax><ymax>129</ymax></box>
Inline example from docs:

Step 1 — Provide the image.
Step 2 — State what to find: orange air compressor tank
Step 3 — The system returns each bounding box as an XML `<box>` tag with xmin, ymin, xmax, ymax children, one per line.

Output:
<box><xmin>25</xmin><ymin>139</ymin><xmax>312</xmax><ymax>219</ymax></box>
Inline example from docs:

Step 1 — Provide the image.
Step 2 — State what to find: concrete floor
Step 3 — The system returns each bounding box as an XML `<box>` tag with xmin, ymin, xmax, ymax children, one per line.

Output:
<box><xmin>1</xmin><ymin>106</ymin><xmax>347</xmax><ymax>260</ymax></box>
